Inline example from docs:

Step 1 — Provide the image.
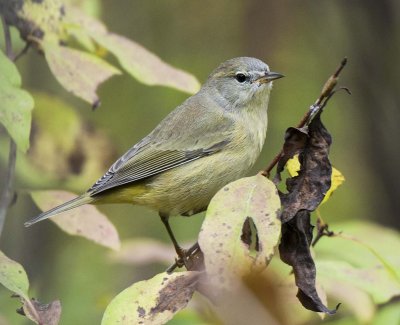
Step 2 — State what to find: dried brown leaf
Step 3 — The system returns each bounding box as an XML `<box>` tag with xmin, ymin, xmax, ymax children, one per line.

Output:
<box><xmin>23</xmin><ymin>299</ymin><xmax>61</xmax><ymax>325</ymax></box>
<box><xmin>279</xmin><ymin>113</ymin><xmax>332</xmax><ymax>222</ymax></box>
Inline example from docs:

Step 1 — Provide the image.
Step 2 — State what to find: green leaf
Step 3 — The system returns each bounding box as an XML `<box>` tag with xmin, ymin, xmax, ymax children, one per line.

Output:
<box><xmin>31</xmin><ymin>190</ymin><xmax>120</xmax><ymax>250</ymax></box>
<box><xmin>41</xmin><ymin>43</ymin><xmax>120</xmax><ymax>107</ymax></box>
<box><xmin>198</xmin><ymin>175</ymin><xmax>281</xmax><ymax>289</ymax></box>
<box><xmin>317</xmin><ymin>260</ymin><xmax>400</xmax><ymax>304</ymax></box>
<box><xmin>316</xmin><ymin>274</ymin><xmax>375</xmax><ymax>323</ymax></box>
<box><xmin>0</xmin><ymin>50</ymin><xmax>21</xmax><ymax>86</ymax></box>
<box><xmin>314</xmin><ymin>221</ymin><xmax>400</xmax><ymax>306</ymax></box>
<box><xmin>371</xmin><ymin>302</ymin><xmax>400</xmax><ymax>325</ymax></box>
<box><xmin>314</xmin><ymin>221</ymin><xmax>400</xmax><ymax>281</ymax></box>
<box><xmin>63</xmin><ymin>7</ymin><xmax>201</xmax><ymax>94</ymax></box>
<box><xmin>7</xmin><ymin>92</ymin><xmax>115</xmax><ymax>191</ymax></box>
<box><xmin>0</xmin><ymin>250</ymin><xmax>29</xmax><ymax>300</ymax></box>
<box><xmin>0</xmin><ymin>50</ymin><xmax>34</xmax><ymax>152</ymax></box>
<box><xmin>101</xmin><ymin>272</ymin><xmax>200</xmax><ymax>325</ymax></box>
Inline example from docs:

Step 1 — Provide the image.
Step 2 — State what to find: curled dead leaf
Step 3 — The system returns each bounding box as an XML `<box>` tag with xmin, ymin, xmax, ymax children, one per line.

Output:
<box><xmin>22</xmin><ymin>298</ymin><xmax>61</xmax><ymax>325</ymax></box>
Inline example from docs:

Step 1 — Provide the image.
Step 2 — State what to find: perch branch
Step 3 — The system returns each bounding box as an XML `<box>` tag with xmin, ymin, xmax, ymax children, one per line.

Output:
<box><xmin>166</xmin><ymin>242</ymin><xmax>202</xmax><ymax>273</ymax></box>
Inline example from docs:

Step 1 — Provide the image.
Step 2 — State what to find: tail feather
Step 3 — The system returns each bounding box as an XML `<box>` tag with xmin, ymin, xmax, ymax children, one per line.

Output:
<box><xmin>25</xmin><ymin>194</ymin><xmax>94</xmax><ymax>227</ymax></box>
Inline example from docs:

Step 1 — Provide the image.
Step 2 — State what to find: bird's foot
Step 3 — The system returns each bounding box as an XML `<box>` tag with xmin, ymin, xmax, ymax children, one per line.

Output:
<box><xmin>166</xmin><ymin>242</ymin><xmax>203</xmax><ymax>273</ymax></box>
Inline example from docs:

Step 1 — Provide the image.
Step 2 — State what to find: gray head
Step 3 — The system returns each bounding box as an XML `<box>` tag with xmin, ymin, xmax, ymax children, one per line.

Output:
<box><xmin>202</xmin><ymin>57</ymin><xmax>283</xmax><ymax>110</ymax></box>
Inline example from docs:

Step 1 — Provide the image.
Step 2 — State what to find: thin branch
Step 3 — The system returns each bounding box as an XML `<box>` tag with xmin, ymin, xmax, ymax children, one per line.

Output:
<box><xmin>1</xmin><ymin>15</ymin><xmax>13</xmax><ymax>58</ymax></box>
<box><xmin>0</xmin><ymin>16</ymin><xmax>17</xmax><ymax>236</ymax></box>
<box><xmin>14</xmin><ymin>42</ymin><xmax>31</xmax><ymax>61</ymax></box>
<box><xmin>0</xmin><ymin>140</ymin><xmax>17</xmax><ymax>236</ymax></box>
<box><xmin>311</xmin><ymin>210</ymin><xmax>335</xmax><ymax>247</ymax></box>
<box><xmin>261</xmin><ymin>58</ymin><xmax>348</xmax><ymax>178</ymax></box>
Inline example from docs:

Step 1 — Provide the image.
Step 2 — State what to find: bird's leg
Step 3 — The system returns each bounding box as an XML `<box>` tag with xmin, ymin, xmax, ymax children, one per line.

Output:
<box><xmin>159</xmin><ymin>213</ymin><xmax>186</xmax><ymax>263</ymax></box>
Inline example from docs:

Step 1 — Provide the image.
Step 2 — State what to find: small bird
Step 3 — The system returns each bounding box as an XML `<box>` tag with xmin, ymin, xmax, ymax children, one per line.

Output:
<box><xmin>25</xmin><ymin>57</ymin><xmax>283</xmax><ymax>259</ymax></box>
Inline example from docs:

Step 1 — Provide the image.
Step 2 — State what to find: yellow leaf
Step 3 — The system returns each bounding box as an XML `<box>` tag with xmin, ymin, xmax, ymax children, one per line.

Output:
<box><xmin>321</xmin><ymin>167</ymin><xmax>345</xmax><ymax>204</ymax></box>
<box><xmin>286</xmin><ymin>154</ymin><xmax>301</xmax><ymax>177</ymax></box>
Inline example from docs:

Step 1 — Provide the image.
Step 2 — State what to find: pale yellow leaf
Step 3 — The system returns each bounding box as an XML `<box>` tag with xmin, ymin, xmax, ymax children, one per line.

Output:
<box><xmin>64</xmin><ymin>7</ymin><xmax>201</xmax><ymax>94</ymax></box>
<box><xmin>31</xmin><ymin>190</ymin><xmax>120</xmax><ymax>250</ymax></box>
<box><xmin>42</xmin><ymin>42</ymin><xmax>120</xmax><ymax>106</ymax></box>
<box><xmin>102</xmin><ymin>272</ymin><xmax>200</xmax><ymax>325</ymax></box>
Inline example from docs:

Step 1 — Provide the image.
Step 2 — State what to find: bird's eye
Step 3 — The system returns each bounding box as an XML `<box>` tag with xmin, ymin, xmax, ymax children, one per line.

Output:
<box><xmin>235</xmin><ymin>73</ymin><xmax>247</xmax><ymax>83</ymax></box>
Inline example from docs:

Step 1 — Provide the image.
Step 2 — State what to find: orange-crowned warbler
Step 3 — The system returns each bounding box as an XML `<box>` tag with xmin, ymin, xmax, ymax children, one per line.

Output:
<box><xmin>25</xmin><ymin>57</ymin><xmax>283</xmax><ymax>259</ymax></box>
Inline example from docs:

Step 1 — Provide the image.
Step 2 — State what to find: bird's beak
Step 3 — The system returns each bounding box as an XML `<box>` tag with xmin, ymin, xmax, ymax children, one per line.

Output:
<box><xmin>256</xmin><ymin>71</ymin><xmax>285</xmax><ymax>84</ymax></box>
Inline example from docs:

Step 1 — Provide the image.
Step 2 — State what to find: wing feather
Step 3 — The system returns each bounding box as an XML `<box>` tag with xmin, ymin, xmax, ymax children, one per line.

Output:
<box><xmin>89</xmin><ymin>140</ymin><xmax>229</xmax><ymax>195</ymax></box>
<box><xmin>88</xmin><ymin>93</ymin><xmax>233</xmax><ymax>196</ymax></box>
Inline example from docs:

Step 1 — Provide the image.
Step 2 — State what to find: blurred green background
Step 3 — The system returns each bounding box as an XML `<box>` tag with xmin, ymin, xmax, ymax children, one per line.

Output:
<box><xmin>0</xmin><ymin>0</ymin><xmax>399</xmax><ymax>324</ymax></box>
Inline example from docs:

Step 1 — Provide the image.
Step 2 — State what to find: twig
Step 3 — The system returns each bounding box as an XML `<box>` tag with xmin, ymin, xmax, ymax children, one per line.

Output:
<box><xmin>0</xmin><ymin>140</ymin><xmax>17</xmax><ymax>236</ymax></box>
<box><xmin>0</xmin><ymin>16</ymin><xmax>17</xmax><ymax>236</ymax></box>
<box><xmin>14</xmin><ymin>42</ymin><xmax>31</xmax><ymax>61</ymax></box>
<box><xmin>1</xmin><ymin>15</ymin><xmax>13</xmax><ymax>58</ymax></box>
<box><xmin>261</xmin><ymin>58</ymin><xmax>348</xmax><ymax>178</ymax></box>
<box><xmin>311</xmin><ymin>210</ymin><xmax>335</xmax><ymax>247</ymax></box>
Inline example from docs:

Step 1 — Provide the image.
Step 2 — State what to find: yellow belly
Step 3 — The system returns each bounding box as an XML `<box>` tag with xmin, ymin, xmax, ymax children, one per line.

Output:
<box><xmin>94</xmin><ymin>119</ymin><xmax>266</xmax><ymax>216</ymax></box>
<box><xmin>94</xmin><ymin>148</ymin><xmax>254</xmax><ymax>216</ymax></box>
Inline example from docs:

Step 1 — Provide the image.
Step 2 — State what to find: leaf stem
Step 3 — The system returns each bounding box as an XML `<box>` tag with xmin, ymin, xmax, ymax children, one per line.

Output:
<box><xmin>0</xmin><ymin>16</ymin><xmax>17</xmax><ymax>237</ymax></box>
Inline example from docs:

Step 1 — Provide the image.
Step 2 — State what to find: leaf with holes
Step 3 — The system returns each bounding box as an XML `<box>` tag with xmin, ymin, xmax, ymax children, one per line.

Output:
<box><xmin>31</xmin><ymin>190</ymin><xmax>120</xmax><ymax>250</ymax></box>
<box><xmin>0</xmin><ymin>250</ymin><xmax>29</xmax><ymax>300</ymax></box>
<box><xmin>0</xmin><ymin>50</ymin><xmax>34</xmax><ymax>152</ymax></box>
<box><xmin>198</xmin><ymin>175</ymin><xmax>281</xmax><ymax>289</ymax></box>
<box><xmin>101</xmin><ymin>272</ymin><xmax>200</xmax><ymax>325</ymax></box>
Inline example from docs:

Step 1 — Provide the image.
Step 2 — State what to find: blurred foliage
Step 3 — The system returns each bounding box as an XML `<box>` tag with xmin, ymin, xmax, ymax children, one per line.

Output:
<box><xmin>0</xmin><ymin>50</ymin><xmax>33</xmax><ymax>152</ymax></box>
<box><xmin>0</xmin><ymin>1</ymin><xmax>399</xmax><ymax>324</ymax></box>
<box><xmin>0</xmin><ymin>92</ymin><xmax>116</xmax><ymax>192</ymax></box>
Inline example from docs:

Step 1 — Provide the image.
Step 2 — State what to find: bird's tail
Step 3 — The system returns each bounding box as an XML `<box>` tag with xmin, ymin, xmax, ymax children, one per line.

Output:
<box><xmin>24</xmin><ymin>194</ymin><xmax>95</xmax><ymax>227</ymax></box>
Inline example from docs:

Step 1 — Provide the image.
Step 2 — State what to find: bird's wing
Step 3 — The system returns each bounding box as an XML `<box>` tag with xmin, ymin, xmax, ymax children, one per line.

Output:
<box><xmin>88</xmin><ymin>96</ymin><xmax>233</xmax><ymax>196</ymax></box>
